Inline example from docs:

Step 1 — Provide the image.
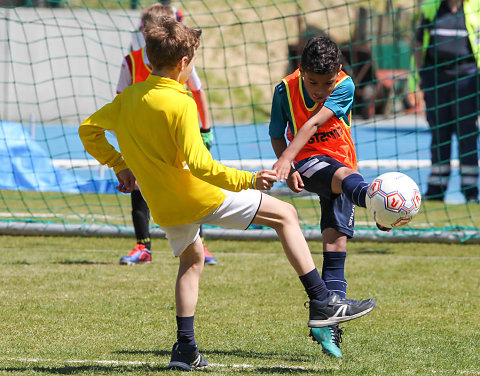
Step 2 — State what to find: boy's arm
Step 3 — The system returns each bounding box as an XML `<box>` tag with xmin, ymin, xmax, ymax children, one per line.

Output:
<box><xmin>79</xmin><ymin>97</ymin><xmax>129</xmax><ymax>177</ymax></box>
<box><xmin>178</xmin><ymin>99</ymin><xmax>276</xmax><ymax>191</ymax></box>
<box><xmin>187</xmin><ymin>70</ymin><xmax>213</xmax><ymax>149</ymax></box>
<box><xmin>190</xmin><ymin>88</ymin><xmax>210</xmax><ymax>130</ymax></box>
<box><xmin>271</xmin><ymin>137</ymin><xmax>305</xmax><ymax>193</ymax></box>
<box><xmin>116</xmin><ymin>56</ymin><xmax>132</xmax><ymax>94</ymax></box>
<box><xmin>268</xmin><ymin>83</ymin><xmax>308</xmax><ymax>191</ymax></box>
<box><xmin>273</xmin><ymin>106</ymin><xmax>334</xmax><ymax>181</ymax></box>
<box><xmin>116</xmin><ymin>168</ymin><xmax>137</xmax><ymax>193</ymax></box>
<box><xmin>79</xmin><ymin>124</ymin><xmax>128</xmax><ymax>175</ymax></box>
<box><xmin>191</xmin><ymin>88</ymin><xmax>213</xmax><ymax>150</ymax></box>
<box><xmin>271</xmin><ymin>137</ymin><xmax>288</xmax><ymax>159</ymax></box>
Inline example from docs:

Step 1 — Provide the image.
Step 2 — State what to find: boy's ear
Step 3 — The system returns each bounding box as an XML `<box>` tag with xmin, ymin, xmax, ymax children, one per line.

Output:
<box><xmin>177</xmin><ymin>56</ymin><xmax>189</xmax><ymax>71</ymax></box>
<box><xmin>338</xmin><ymin>64</ymin><xmax>343</xmax><ymax>73</ymax></box>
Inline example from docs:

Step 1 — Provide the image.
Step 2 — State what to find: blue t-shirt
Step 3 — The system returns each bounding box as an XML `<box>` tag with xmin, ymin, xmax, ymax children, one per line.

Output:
<box><xmin>269</xmin><ymin>75</ymin><xmax>354</xmax><ymax>139</ymax></box>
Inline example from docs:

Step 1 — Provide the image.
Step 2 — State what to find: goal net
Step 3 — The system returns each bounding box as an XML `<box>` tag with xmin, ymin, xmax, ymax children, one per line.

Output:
<box><xmin>1</xmin><ymin>0</ymin><xmax>479</xmax><ymax>242</ymax></box>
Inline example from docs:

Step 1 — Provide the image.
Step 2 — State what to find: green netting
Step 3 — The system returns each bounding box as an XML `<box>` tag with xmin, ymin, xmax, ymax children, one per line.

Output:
<box><xmin>1</xmin><ymin>0</ymin><xmax>479</xmax><ymax>242</ymax></box>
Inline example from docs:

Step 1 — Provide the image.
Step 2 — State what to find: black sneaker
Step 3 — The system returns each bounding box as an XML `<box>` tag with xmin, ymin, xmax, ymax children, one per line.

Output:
<box><xmin>307</xmin><ymin>293</ymin><xmax>377</xmax><ymax>327</ymax></box>
<box><xmin>167</xmin><ymin>342</ymin><xmax>208</xmax><ymax>371</ymax></box>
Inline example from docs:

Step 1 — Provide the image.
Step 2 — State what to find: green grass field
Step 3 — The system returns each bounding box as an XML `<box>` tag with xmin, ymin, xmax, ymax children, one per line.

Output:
<box><xmin>1</xmin><ymin>235</ymin><xmax>479</xmax><ymax>375</ymax></box>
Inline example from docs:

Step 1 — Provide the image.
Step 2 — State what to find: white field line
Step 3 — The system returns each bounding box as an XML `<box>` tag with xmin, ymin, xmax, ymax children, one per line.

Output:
<box><xmin>0</xmin><ymin>358</ymin><xmax>338</xmax><ymax>371</ymax></box>
<box><xmin>53</xmin><ymin>158</ymin><xmax>476</xmax><ymax>170</ymax></box>
<box><xmin>3</xmin><ymin>358</ymin><xmax>479</xmax><ymax>374</ymax></box>
<box><xmin>0</xmin><ymin>212</ymin><xmax>124</xmax><ymax>221</ymax></box>
<box><xmin>0</xmin><ymin>247</ymin><xmax>479</xmax><ymax>260</ymax></box>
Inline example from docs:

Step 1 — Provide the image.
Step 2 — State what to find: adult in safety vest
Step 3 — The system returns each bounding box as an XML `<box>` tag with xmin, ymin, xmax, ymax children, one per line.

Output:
<box><xmin>413</xmin><ymin>0</ymin><xmax>480</xmax><ymax>202</ymax></box>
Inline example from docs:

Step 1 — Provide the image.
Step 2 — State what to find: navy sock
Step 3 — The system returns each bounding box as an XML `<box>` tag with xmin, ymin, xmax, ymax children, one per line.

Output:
<box><xmin>322</xmin><ymin>252</ymin><xmax>347</xmax><ymax>298</ymax></box>
<box><xmin>342</xmin><ymin>173</ymin><xmax>368</xmax><ymax>208</ymax></box>
<box><xmin>176</xmin><ymin>316</ymin><xmax>195</xmax><ymax>345</ymax></box>
<box><xmin>299</xmin><ymin>268</ymin><xmax>330</xmax><ymax>301</ymax></box>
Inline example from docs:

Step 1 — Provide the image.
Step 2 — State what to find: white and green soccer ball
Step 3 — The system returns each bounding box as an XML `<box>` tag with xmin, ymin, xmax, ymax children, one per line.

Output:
<box><xmin>366</xmin><ymin>172</ymin><xmax>422</xmax><ymax>228</ymax></box>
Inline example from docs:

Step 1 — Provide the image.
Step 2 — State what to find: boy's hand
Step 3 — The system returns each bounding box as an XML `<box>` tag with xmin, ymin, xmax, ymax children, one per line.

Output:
<box><xmin>255</xmin><ymin>170</ymin><xmax>278</xmax><ymax>190</ymax></box>
<box><xmin>116</xmin><ymin>168</ymin><xmax>138</xmax><ymax>193</ymax></box>
<box><xmin>287</xmin><ymin>171</ymin><xmax>304</xmax><ymax>193</ymax></box>
<box><xmin>273</xmin><ymin>156</ymin><xmax>293</xmax><ymax>183</ymax></box>
<box><xmin>200</xmin><ymin>128</ymin><xmax>214</xmax><ymax>150</ymax></box>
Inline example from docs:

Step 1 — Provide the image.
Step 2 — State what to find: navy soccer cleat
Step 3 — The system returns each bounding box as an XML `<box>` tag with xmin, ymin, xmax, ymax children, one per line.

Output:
<box><xmin>307</xmin><ymin>293</ymin><xmax>377</xmax><ymax>327</ymax></box>
<box><xmin>167</xmin><ymin>342</ymin><xmax>208</xmax><ymax>371</ymax></box>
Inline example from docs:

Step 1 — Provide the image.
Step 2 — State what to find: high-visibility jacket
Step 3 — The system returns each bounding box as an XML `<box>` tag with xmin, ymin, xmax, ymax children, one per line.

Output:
<box><xmin>410</xmin><ymin>0</ymin><xmax>480</xmax><ymax>89</ymax></box>
<box><xmin>417</xmin><ymin>0</ymin><xmax>480</xmax><ymax>67</ymax></box>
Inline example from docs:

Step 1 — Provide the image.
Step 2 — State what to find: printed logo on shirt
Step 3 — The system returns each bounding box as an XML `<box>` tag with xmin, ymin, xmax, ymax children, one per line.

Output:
<box><xmin>307</xmin><ymin>125</ymin><xmax>344</xmax><ymax>144</ymax></box>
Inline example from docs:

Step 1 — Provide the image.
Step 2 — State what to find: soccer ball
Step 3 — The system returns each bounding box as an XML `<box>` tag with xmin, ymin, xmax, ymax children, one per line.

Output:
<box><xmin>366</xmin><ymin>172</ymin><xmax>421</xmax><ymax>228</ymax></box>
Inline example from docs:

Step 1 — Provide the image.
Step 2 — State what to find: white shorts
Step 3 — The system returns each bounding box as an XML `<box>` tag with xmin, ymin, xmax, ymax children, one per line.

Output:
<box><xmin>159</xmin><ymin>189</ymin><xmax>262</xmax><ymax>256</ymax></box>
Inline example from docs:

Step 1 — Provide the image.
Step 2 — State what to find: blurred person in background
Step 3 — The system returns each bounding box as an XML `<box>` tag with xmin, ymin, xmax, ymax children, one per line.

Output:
<box><xmin>413</xmin><ymin>0</ymin><xmax>480</xmax><ymax>203</ymax></box>
<box><xmin>117</xmin><ymin>3</ymin><xmax>217</xmax><ymax>265</ymax></box>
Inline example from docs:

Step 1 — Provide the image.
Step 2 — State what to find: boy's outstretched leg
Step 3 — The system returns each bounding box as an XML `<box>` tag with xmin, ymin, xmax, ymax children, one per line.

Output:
<box><xmin>168</xmin><ymin>237</ymin><xmax>208</xmax><ymax>371</ymax></box>
<box><xmin>251</xmin><ymin>194</ymin><xmax>377</xmax><ymax>327</ymax></box>
<box><xmin>335</xmin><ymin>168</ymin><xmax>391</xmax><ymax>232</ymax></box>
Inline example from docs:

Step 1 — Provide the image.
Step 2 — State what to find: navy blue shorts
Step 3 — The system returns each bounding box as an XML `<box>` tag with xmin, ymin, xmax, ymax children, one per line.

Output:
<box><xmin>296</xmin><ymin>155</ymin><xmax>355</xmax><ymax>237</ymax></box>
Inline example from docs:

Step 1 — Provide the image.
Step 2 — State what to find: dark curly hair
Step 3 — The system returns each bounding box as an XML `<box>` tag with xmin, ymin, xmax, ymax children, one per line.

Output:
<box><xmin>300</xmin><ymin>36</ymin><xmax>342</xmax><ymax>74</ymax></box>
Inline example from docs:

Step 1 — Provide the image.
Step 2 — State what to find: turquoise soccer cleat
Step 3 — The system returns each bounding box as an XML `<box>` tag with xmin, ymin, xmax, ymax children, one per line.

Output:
<box><xmin>310</xmin><ymin>326</ymin><xmax>343</xmax><ymax>358</ymax></box>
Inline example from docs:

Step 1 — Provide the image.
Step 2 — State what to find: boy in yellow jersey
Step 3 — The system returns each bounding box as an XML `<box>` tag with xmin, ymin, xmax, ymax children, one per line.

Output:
<box><xmin>270</xmin><ymin>36</ymin><xmax>382</xmax><ymax>358</ymax></box>
<box><xmin>117</xmin><ymin>3</ymin><xmax>217</xmax><ymax>265</ymax></box>
<box><xmin>80</xmin><ymin>18</ymin><xmax>376</xmax><ymax>370</ymax></box>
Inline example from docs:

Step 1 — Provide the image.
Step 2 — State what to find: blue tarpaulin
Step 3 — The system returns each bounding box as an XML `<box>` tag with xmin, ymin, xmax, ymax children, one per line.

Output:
<box><xmin>0</xmin><ymin>121</ymin><xmax>116</xmax><ymax>193</ymax></box>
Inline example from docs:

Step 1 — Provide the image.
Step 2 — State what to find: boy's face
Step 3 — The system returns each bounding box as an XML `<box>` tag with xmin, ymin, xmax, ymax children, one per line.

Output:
<box><xmin>300</xmin><ymin>66</ymin><xmax>342</xmax><ymax>104</ymax></box>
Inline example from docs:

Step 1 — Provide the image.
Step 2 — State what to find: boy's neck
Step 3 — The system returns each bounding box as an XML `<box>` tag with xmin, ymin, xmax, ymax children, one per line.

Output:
<box><xmin>151</xmin><ymin>67</ymin><xmax>183</xmax><ymax>84</ymax></box>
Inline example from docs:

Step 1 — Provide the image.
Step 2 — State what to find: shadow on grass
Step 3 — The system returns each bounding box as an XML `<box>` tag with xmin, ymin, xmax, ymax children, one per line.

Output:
<box><xmin>248</xmin><ymin>367</ymin><xmax>335</xmax><ymax>374</ymax></box>
<box><xmin>354</xmin><ymin>248</ymin><xmax>392</xmax><ymax>255</ymax></box>
<box><xmin>1</xmin><ymin>348</ymin><xmax>336</xmax><ymax>375</ymax></box>
<box><xmin>115</xmin><ymin>347</ymin><xmax>318</xmax><ymax>363</ymax></box>
<box><xmin>0</xmin><ymin>364</ymin><xmax>168</xmax><ymax>374</ymax></box>
<box><xmin>55</xmin><ymin>260</ymin><xmax>112</xmax><ymax>265</ymax></box>
<box><xmin>0</xmin><ymin>363</ymin><xmax>335</xmax><ymax>374</ymax></box>
<box><xmin>8</xmin><ymin>260</ymin><xmax>31</xmax><ymax>265</ymax></box>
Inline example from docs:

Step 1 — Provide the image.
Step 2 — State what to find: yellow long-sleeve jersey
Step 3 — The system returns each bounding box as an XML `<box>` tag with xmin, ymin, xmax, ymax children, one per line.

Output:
<box><xmin>79</xmin><ymin>75</ymin><xmax>254</xmax><ymax>226</ymax></box>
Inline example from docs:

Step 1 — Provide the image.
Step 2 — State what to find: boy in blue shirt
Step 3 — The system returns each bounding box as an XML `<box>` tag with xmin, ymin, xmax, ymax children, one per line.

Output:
<box><xmin>270</xmin><ymin>36</ymin><xmax>381</xmax><ymax>358</ymax></box>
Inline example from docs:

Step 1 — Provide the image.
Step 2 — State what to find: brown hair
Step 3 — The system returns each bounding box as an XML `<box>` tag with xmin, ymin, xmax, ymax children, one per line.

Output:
<box><xmin>144</xmin><ymin>16</ymin><xmax>201</xmax><ymax>69</ymax></box>
<box><xmin>140</xmin><ymin>3</ymin><xmax>175</xmax><ymax>30</ymax></box>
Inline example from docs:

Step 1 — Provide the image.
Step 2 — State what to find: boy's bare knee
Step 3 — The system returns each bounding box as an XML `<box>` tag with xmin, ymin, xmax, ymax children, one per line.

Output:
<box><xmin>334</xmin><ymin>167</ymin><xmax>357</xmax><ymax>181</ymax></box>
<box><xmin>279</xmin><ymin>201</ymin><xmax>299</xmax><ymax>225</ymax></box>
<box><xmin>332</xmin><ymin>167</ymin><xmax>359</xmax><ymax>193</ymax></box>
<box><xmin>190</xmin><ymin>259</ymin><xmax>205</xmax><ymax>271</ymax></box>
<box><xmin>179</xmin><ymin>239</ymin><xmax>205</xmax><ymax>266</ymax></box>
